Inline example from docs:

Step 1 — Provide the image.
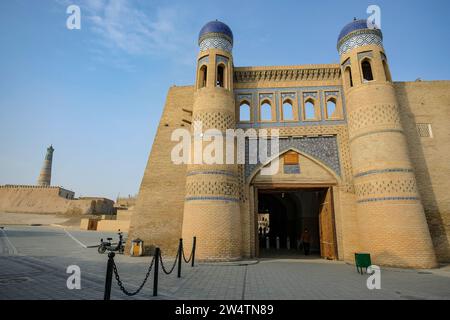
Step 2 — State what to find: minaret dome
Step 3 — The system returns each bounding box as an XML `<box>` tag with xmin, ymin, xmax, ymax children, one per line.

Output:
<box><xmin>337</xmin><ymin>19</ymin><xmax>383</xmax><ymax>55</ymax></box>
<box><xmin>198</xmin><ymin>20</ymin><xmax>233</xmax><ymax>52</ymax></box>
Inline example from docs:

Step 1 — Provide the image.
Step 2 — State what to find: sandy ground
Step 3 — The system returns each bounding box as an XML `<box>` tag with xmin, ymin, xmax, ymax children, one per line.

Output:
<box><xmin>0</xmin><ymin>212</ymin><xmax>82</xmax><ymax>227</ymax></box>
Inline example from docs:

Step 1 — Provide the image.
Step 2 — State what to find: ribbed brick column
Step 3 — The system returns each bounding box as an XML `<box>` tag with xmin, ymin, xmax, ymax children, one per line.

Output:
<box><xmin>338</xmin><ymin>20</ymin><xmax>437</xmax><ymax>268</ymax></box>
<box><xmin>181</xmin><ymin>21</ymin><xmax>242</xmax><ymax>261</ymax></box>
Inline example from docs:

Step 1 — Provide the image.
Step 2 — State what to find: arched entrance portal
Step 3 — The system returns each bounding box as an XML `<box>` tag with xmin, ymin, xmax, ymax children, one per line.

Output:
<box><xmin>249</xmin><ymin>149</ymin><xmax>339</xmax><ymax>260</ymax></box>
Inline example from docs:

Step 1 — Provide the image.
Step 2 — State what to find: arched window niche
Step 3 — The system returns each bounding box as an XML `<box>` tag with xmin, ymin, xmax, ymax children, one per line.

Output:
<box><xmin>239</xmin><ymin>101</ymin><xmax>251</xmax><ymax>122</ymax></box>
<box><xmin>326</xmin><ymin>98</ymin><xmax>338</xmax><ymax>119</ymax></box>
<box><xmin>260</xmin><ymin>101</ymin><xmax>273</xmax><ymax>122</ymax></box>
<box><xmin>216</xmin><ymin>64</ymin><xmax>226</xmax><ymax>88</ymax></box>
<box><xmin>282</xmin><ymin>100</ymin><xmax>295</xmax><ymax>121</ymax></box>
<box><xmin>361</xmin><ymin>59</ymin><xmax>374</xmax><ymax>82</ymax></box>
<box><xmin>304</xmin><ymin>99</ymin><xmax>317</xmax><ymax>121</ymax></box>
<box><xmin>198</xmin><ymin>65</ymin><xmax>207</xmax><ymax>89</ymax></box>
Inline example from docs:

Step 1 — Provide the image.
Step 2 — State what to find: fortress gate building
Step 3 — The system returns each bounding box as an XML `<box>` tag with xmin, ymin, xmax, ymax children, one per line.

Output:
<box><xmin>128</xmin><ymin>19</ymin><xmax>450</xmax><ymax>268</ymax></box>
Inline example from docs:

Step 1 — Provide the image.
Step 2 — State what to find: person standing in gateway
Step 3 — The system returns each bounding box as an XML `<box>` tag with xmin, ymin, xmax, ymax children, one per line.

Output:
<box><xmin>301</xmin><ymin>228</ymin><xmax>311</xmax><ymax>256</ymax></box>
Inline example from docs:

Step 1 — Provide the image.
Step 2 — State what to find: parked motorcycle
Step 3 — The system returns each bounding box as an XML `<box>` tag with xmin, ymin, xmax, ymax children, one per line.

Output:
<box><xmin>98</xmin><ymin>231</ymin><xmax>125</xmax><ymax>254</ymax></box>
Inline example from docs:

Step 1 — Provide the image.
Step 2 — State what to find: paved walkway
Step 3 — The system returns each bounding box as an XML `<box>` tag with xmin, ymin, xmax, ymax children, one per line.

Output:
<box><xmin>0</xmin><ymin>226</ymin><xmax>449</xmax><ymax>300</ymax></box>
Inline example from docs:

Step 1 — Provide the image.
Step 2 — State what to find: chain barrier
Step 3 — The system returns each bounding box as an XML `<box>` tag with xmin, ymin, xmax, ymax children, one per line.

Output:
<box><xmin>182</xmin><ymin>246</ymin><xmax>193</xmax><ymax>263</ymax></box>
<box><xmin>159</xmin><ymin>248</ymin><xmax>179</xmax><ymax>275</ymax></box>
<box><xmin>112</xmin><ymin>254</ymin><xmax>155</xmax><ymax>296</ymax></box>
<box><xmin>104</xmin><ymin>236</ymin><xmax>197</xmax><ymax>299</ymax></box>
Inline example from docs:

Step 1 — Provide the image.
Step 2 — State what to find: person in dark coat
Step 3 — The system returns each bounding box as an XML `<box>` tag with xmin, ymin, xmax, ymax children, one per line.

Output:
<box><xmin>301</xmin><ymin>228</ymin><xmax>311</xmax><ymax>256</ymax></box>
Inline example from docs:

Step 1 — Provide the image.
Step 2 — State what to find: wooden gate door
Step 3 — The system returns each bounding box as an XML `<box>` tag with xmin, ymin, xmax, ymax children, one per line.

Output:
<box><xmin>319</xmin><ymin>188</ymin><xmax>337</xmax><ymax>260</ymax></box>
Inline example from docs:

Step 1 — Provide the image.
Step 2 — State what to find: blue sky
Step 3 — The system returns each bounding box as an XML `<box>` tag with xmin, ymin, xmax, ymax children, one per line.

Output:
<box><xmin>0</xmin><ymin>0</ymin><xmax>449</xmax><ymax>200</ymax></box>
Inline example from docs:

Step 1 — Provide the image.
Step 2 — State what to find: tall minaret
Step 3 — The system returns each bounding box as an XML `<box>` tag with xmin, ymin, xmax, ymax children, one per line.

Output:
<box><xmin>37</xmin><ymin>145</ymin><xmax>54</xmax><ymax>186</ymax></box>
<box><xmin>338</xmin><ymin>19</ymin><xmax>437</xmax><ymax>268</ymax></box>
<box><xmin>181</xmin><ymin>21</ymin><xmax>241</xmax><ymax>261</ymax></box>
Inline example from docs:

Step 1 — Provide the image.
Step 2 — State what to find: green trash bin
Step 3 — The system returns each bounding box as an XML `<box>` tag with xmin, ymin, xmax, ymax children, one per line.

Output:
<box><xmin>355</xmin><ymin>253</ymin><xmax>372</xmax><ymax>274</ymax></box>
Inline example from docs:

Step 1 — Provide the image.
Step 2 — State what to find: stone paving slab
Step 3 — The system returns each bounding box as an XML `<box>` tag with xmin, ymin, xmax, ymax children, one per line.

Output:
<box><xmin>0</xmin><ymin>226</ymin><xmax>449</xmax><ymax>300</ymax></box>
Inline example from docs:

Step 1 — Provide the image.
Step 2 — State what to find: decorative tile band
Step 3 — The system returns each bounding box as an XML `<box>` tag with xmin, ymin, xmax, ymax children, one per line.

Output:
<box><xmin>199</xmin><ymin>32</ymin><xmax>233</xmax><ymax>45</ymax></box>
<box><xmin>354</xmin><ymin>168</ymin><xmax>414</xmax><ymax>178</ymax></box>
<box><xmin>198</xmin><ymin>56</ymin><xmax>209</xmax><ymax>65</ymax></box>
<box><xmin>337</xmin><ymin>29</ymin><xmax>383</xmax><ymax>55</ymax></box>
<box><xmin>187</xmin><ymin>170</ymin><xmax>237</xmax><ymax>178</ymax></box>
<box><xmin>245</xmin><ymin>136</ymin><xmax>341</xmax><ymax>179</ymax></box>
<box><xmin>237</xmin><ymin>94</ymin><xmax>252</xmax><ymax>102</ymax></box>
<box><xmin>357</xmin><ymin>196</ymin><xmax>420</xmax><ymax>204</ymax></box>
<box><xmin>185</xmin><ymin>196</ymin><xmax>240</xmax><ymax>203</ymax></box>
<box><xmin>260</xmin><ymin>93</ymin><xmax>273</xmax><ymax>101</ymax></box>
<box><xmin>281</xmin><ymin>93</ymin><xmax>296</xmax><ymax>101</ymax></box>
<box><xmin>357</xmin><ymin>51</ymin><xmax>373</xmax><ymax>61</ymax></box>
<box><xmin>199</xmin><ymin>37</ymin><xmax>232</xmax><ymax>53</ymax></box>
<box><xmin>216</xmin><ymin>55</ymin><xmax>229</xmax><ymax>65</ymax></box>
<box><xmin>350</xmin><ymin>129</ymin><xmax>404</xmax><ymax>143</ymax></box>
<box><xmin>325</xmin><ymin>91</ymin><xmax>340</xmax><ymax>98</ymax></box>
<box><xmin>303</xmin><ymin>92</ymin><xmax>317</xmax><ymax>100</ymax></box>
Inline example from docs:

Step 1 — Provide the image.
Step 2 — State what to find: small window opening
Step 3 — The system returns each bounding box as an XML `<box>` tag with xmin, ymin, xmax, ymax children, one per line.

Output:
<box><xmin>362</xmin><ymin>60</ymin><xmax>374</xmax><ymax>82</ymax></box>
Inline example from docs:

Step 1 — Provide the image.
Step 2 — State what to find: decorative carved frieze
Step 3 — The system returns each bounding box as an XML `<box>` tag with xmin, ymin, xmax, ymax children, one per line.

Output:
<box><xmin>234</xmin><ymin>67</ymin><xmax>341</xmax><ymax>83</ymax></box>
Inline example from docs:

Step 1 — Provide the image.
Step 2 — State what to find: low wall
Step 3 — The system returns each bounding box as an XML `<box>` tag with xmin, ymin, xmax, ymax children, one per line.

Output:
<box><xmin>0</xmin><ymin>186</ymin><xmax>114</xmax><ymax>215</ymax></box>
<box><xmin>96</xmin><ymin>220</ymin><xmax>130</xmax><ymax>232</ymax></box>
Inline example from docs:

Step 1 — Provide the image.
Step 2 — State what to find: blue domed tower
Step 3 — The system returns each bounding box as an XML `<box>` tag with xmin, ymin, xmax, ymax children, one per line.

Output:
<box><xmin>181</xmin><ymin>20</ymin><xmax>242</xmax><ymax>261</ymax></box>
<box><xmin>338</xmin><ymin>19</ymin><xmax>437</xmax><ymax>268</ymax></box>
<box><xmin>198</xmin><ymin>20</ymin><xmax>233</xmax><ymax>52</ymax></box>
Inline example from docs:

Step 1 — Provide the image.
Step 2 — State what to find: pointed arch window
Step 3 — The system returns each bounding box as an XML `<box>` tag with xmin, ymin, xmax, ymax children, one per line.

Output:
<box><xmin>326</xmin><ymin>98</ymin><xmax>337</xmax><ymax>119</ymax></box>
<box><xmin>282</xmin><ymin>100</ymin><xmax>294</xmax><ymax>121</ymax></box>
<box><xmin>199</xmin><ymin>65</ymin><xmax>207</xmax><ymax>88</ymax></box>
<box><xmin>304</xmin><ymin>100</ymin><xmax>316</xmax><ymax>120</ymax></box>
<box><xmin>260</xmin><ymin>101</ymin><xmax>273</xmax><ymax>121</ymax></box>
<box><xmin>217</xmin><ymin>64</ymin><xmax>225</xmax><ymax>88</ymax></box>
<box><xmin>361</xmin><ymin>59</ymin><xmax>374</xmax><ymax>82</ymax></box>
<box><xmin>345</xmin><ymin>66</ymin><xmax>353</xmax><ymax>88</ymax></box>
<box><xmin>239</xmin><ymin>101</ymin><xmax>251</xmax><ymax>122</ymax></box>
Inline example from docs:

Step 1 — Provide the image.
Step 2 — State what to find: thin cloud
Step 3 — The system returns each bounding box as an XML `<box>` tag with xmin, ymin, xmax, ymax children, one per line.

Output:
<box><xmin>86</xmin><ymin>0</ymin><xmax>190</xmax><ymax>55</ymax></box>
<box><xmin>57</xmin><ymin>0</ymin><xmax>196</xmax><ymax>69</ymax></box>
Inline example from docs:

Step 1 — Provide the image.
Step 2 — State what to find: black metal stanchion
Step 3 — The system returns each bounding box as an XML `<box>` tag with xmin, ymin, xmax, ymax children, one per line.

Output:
<box><xmin>153</xmin><ymin>247</ymin><xmax>160</xmax><ymax>296</ymax></box>
<box><xmin>104</xmin><ymin>252</ymin><xmax>115</xmax><ymax>300</ymax></box>
<box><xmin>191</xmin><ymin>236</ymin><xmax>196</xmax><ymax>267</ymax></box>
<box><xmin>177</xmin><ymin>239</ymin><xmax>183</xmax><ymax>278</ymax></box>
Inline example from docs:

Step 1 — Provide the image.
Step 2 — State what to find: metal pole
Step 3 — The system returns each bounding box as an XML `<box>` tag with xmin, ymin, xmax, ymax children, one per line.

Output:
<box><xmin>153</xmin><ymin>247</ymin><xmax>160</xmax><ymax>297</ymax></box>
<box><xmin>104</xmin><ymin>252</ymin><xmax>115</xmax><ymax>300</ymax></box>
<box><xmin>276</xmin><ymin>236</ymin><xmax>280</xmax><ymax>250</ymax></box>
<box><xmin>287</xmin><ymin>237</ymin><xmax>290</xmax><ymax>250</ymax></box>
<box><xmin>266</xmin><ymin>236</ymin><xmax>270</xmax><ymax>249</ymax></box>
<box><xmin>191</xmin><ymin>236</ymin><xmax>196</xmax><ymax>267</ymax></box>
<box><xmin>177</xmin><ymin>238</ymin><xmax>183</xmax><ymax>278</ymax></box>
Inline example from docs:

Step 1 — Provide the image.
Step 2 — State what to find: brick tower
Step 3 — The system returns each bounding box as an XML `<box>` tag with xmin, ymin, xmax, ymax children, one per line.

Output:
<box><xmin>181</xmin><ymin>21</ymin><xmax>242</xmax><ymax>261</ymax></box>
<box><xmin>37</xmin><ymin>145</ymin><xmax>54</xmax><ymax>186</ymax></box>
<box><xmin>338</xmin><ymin>20</ymin><xmax>437</xmax><ymax>268</ymax></box>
